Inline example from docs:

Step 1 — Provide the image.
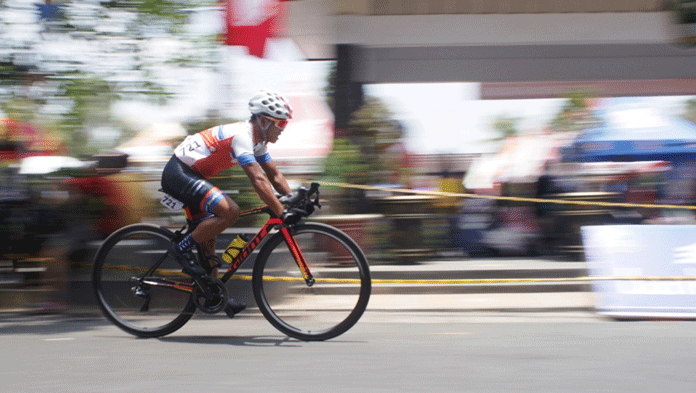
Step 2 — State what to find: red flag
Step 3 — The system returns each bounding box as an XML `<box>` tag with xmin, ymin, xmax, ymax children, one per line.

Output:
<box><xmin>223</xmin><ymin>0</ymin><xmax>287</xmax><ymax>58</ymax></box>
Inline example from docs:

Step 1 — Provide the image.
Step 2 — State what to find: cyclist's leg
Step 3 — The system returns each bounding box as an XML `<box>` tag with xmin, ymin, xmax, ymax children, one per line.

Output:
<box><xmin>189</xmin><ymin>195</ymin><xmax>240</xmax><ymax>248</ymax></box>
<box><xmin>180</xmin><ymin>220</ymin><xmax>219</xmax><ymax>274</ymax></box>
<box><xmin>191</xmin><ymin>198</ymin><xmax>243</xmax><ymax>286</ymax></box>
<box><xmin>198</xmin><ymin>197</ymin><xmax>247</xmax><ymax>316</ymax></box>
<box><xmin>162</xmin><ymin>157</ymin><xmax>239</xmax><ymax>259</ymax></box>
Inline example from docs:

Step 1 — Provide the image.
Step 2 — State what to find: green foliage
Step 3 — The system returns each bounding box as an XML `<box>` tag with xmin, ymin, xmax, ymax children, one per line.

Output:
<box><xmin>56</xmin><ymin>73</ymin><xmax>116</xmax><ymax>156</ymax></box>
<box><xmin>322</xmin><ymin>138</ymin><xmax>370</xmax><ymax>185</ymax></box>
<box><xmin>682</xmin><ymin>98</ymin><xmax>696</xmax><ymax>125</ymax></box>
<box><xmin>101</xmin><ymin>0</ymin><xmax>190</xmax><ymax>24</ymax></box>
<box><xmin>345</xmin><ymin>97</ymin><xmax>404</xmax><ymax>185</ymax></box>
<box><xmin>549</xmin><ymin>91</ymin><xmax>600</xmax><ymax>132</ymax></box>
<box><xmin>320</xmin><ymin>138</ymin><xmax>371</xmax><ymax>214</ymax></box>
<box><xmin>0</xmin><ymin>1</ymin><xmax>216</xmax><ymax>156</ymax></box>
<box><xmin>320</xmin><ymin>97</ymin><xmax>408</xmax><ymax>214</ymax></box>
<box><xmin>491</xmin><ymin>115</ymin><xmax>521</xmax><ymax>140</ymax></box>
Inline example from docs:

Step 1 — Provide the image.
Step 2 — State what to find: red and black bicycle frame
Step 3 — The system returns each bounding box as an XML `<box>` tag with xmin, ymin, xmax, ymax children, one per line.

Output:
<box><xmin>137</xmin><ymin>206</ymin><xmax>315</xmax><ymax>295</ymax></box>
<box><xmin>219</xmin><ymin>208</ymin><xmax>314</xmax><ymax>286</ymax></box>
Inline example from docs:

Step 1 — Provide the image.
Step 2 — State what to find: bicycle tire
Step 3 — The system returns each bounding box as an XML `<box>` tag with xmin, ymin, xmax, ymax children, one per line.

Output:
<box><xmin>92</xmin><ymin>224</ymin><xmax>197</xmax><ymax>338</ymax></box>
<box><xmin>252</xmin><ymin>222</ymin><xmax>371</xmax><ymax>341</ymax></box>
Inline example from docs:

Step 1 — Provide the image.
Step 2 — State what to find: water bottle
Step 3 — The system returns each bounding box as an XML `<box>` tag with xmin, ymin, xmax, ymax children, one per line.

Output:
<box><xmin>222</xmin><ymin>235</ymin><xmax>248</xmax><ymax>264</ymax></box>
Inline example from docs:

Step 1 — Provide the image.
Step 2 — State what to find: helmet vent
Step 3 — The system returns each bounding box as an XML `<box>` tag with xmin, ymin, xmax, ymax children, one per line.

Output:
<box><xmin>248</xmin><ymin>90</ymin><xmax>292</xmax><ymax>120</ymax></box>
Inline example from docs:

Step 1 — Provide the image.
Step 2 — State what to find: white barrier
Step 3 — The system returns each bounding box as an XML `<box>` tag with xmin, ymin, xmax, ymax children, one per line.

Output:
<box><xmin>583</xmin><ymin>225</ymin><xmax>696</xmax><ymax>319</ymax></box>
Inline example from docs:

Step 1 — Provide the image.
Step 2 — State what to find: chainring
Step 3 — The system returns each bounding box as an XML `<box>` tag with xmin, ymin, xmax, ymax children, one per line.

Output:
<box><xmin>193</xmin><ymin>277</ymin><xmax>228</xmax><ymax>314</ymax></box>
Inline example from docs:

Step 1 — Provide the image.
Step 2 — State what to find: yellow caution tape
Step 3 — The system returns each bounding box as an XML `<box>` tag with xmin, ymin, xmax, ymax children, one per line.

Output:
<box><xmin>231</xmin><ymin>275</ymin><xmax>696</xmax><ymax>285</ymax></box>
<box><xmin>25</xmin><ymin>262</ymin><xmax>696</xmax><ymax>285</ymax></box>
<box><xmin>90</xmin><ymin>175</ymin><xmax>695</xmax><ymax>211</ymax></box>
<box><xmin>305</xmin><ymin>180</ymin><xmax>696</xmax><ymax>211</ymax></box>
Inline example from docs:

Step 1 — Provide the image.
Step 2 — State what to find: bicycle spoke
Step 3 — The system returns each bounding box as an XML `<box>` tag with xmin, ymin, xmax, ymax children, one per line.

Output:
<box><xmin>93</xmin><ymin>225</ymin><xmax>196</xmax><ymax>337</ymax></box>
<box><xmin>253</xmin><ymin>223</ymin><xmax>370</xmax><ymax>341</ymax></box>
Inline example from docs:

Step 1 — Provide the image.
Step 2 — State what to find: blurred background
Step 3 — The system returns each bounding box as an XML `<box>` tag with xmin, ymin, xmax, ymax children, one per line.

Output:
<box><xmin>3</xmin><ymin>0</ymin><xmax>696</xmax><ymax>311</ymax></box>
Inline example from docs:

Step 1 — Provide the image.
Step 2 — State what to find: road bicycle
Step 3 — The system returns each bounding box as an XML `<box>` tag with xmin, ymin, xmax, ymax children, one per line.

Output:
<box><xmin>92</xmin><ymin>182</ymin><xmax>371</xmax><ymax>341</ymax></box>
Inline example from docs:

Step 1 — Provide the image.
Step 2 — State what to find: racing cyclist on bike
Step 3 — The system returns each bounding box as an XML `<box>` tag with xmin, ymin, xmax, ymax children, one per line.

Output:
<box><xmin>161</xmin><ymin>90</ymin><xmax>295</xmax><ymax>318</ymax></box>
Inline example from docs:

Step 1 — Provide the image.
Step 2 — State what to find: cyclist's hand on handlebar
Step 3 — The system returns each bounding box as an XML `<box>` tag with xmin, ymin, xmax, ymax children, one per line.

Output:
<box><xmin>279</xmin><ymin>190</ymin><xmax>304</xmax><ymax>207</ymax></box>
<box><xmin>278</xmin><ymin>194</ymin><xmax>293</xmax><ymax>205</ymax></box>
<box><xmin>281</xmin><ymin>208</ymin><xmax>304</xmax><ymax>225</ymax></box>
<box><xmin>278</xmin><ymin>183</ymin><xmax>320</xmax><ymax>216</ymax></box>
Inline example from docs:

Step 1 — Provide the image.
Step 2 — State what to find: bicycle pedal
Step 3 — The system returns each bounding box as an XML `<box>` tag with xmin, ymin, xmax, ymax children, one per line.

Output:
<box><xmin>134</xmin><ymin>287</ymin><xmax>148</xmax><ymax>298</ymax></box>
<box><xmin>224</xmin><ymin>300</ymin><xmax>247</xmax><ymax>319</ymax></box>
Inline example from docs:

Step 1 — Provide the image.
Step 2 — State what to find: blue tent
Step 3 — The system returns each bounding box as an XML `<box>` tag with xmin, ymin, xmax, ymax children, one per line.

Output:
<box><xmin>563</xmin><ymin>98</ymin><xmax>696</xmax><ymax>163</ymax></box>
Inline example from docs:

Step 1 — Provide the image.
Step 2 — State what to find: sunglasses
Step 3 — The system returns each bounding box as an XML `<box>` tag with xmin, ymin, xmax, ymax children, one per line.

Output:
<box><xmin>265</xmin><ymin>116</ymin><xmax>288</xmax><ymax>129</ymax></box>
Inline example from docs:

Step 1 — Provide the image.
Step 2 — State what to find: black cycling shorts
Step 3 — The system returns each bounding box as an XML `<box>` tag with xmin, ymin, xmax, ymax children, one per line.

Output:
<box><xmin>161</xmin><ymin>156</ymin><xmax>225</xmax><ymax>221</ymax></box>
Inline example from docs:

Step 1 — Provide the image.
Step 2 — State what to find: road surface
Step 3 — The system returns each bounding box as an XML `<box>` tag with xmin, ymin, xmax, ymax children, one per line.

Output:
<box><xmin>1</xmin><ymin>311</ymin><xmax>694</xmax><ymax>392</ymax></box>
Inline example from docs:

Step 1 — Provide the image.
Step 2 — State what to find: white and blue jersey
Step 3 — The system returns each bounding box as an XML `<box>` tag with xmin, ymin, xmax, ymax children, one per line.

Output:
<box><xmin>174</xmin><ymin>121</ymin><xmax>272</xmax><ymax>179</ymax></box>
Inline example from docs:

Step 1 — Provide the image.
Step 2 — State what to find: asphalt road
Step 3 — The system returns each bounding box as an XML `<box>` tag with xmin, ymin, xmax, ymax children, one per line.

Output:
<box><xmin>1</xmin><ymin>311</ymin><xmax>695</xmax><ymax>393</ymax></box>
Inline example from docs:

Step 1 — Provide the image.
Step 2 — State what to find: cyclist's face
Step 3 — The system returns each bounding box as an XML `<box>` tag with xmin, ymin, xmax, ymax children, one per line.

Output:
<box><xmin>262</xmin><ymin>116</ymin><xmax>287</xmax><ymax>143</ymax></box>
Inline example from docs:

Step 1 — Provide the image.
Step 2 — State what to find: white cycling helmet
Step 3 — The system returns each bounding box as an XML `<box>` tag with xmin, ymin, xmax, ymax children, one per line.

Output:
<box><xmin>248</xmin><ymin>90</ymin><xmax>293</xmax><ymax>120</ymax></box>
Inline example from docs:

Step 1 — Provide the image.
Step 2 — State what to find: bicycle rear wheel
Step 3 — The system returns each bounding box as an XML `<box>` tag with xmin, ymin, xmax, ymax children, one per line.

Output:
<box><xmin>252</xmin><ymin>222</ymin><xmax>371</xmax><ymax>341</ymax></box>
<box><xmin>92</xmin><ymin>224</ymin><xmax>197</xmax><ymax>338</ymax></box>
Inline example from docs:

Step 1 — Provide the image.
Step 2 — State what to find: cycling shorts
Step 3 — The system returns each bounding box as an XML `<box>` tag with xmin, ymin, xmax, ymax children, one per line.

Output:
<box><xmin>161</xmin><ymin>155</ymin><xmax>226</xmax><ymax>221</ymax></box>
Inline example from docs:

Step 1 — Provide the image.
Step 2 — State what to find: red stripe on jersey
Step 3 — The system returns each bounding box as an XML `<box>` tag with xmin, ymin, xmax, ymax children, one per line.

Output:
<box><xmin>200</xmin><ymin>128</ymin><xmax>218</xmax><ymax>148</ymax></box>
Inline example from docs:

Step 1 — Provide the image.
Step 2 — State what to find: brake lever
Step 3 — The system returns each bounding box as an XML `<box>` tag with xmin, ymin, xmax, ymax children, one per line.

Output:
<box><xmin>312</xmin><ymin>191</ymin><xmax>321</xmax><ymax>209</ymax></box>
<box><xmin>309</xmin><ymin>182</ymin><xmax>321</xmax><ymax>208</ymax></box>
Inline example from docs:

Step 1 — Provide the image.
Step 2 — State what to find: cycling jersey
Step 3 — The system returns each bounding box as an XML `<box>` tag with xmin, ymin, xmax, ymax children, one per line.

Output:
<box><xmin>162</xmin><ymin>121</ymin><xmax>274</xmax><ymax>221</ymax></box>
<box><xmin>174</xmin><ymin>121</ymin><xmax>272</xmax><ymax>179</ymax></box>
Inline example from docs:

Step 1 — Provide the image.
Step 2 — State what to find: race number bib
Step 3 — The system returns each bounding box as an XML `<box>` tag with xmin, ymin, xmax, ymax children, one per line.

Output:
<box><xmin>174</xmin><ymin>134</ymin><xmax>211</xmax><ymax>167</ymax></box>
<box><xmin>160</xmin><ymin>194</ymin><xmax>185</xmax><ymax>210</ymax></box>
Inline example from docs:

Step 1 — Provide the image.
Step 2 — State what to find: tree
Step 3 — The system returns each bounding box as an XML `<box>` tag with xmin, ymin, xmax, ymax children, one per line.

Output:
<box><xmin>549</xmin><ymin>91</ymin><xmax>600</xmax><ymax>133</ymax></box>
<box><xmin>347</xmin><ymin>97</ymin><xmax>404</xmax><ymax>185</ymax></box>
<box><xmin>321</xmin><ymin>96</ymin><xmax>407</xmax><ymax>213</ymax></box>
<box><xmin>0</xmin><ymin>0</ymin><xmax>218</xmax><ymax>156</ymax></box>
<box><xmin>322</xmin><ymin>138</ymin><xmax>370</xmax><ymax>186</ymax></box>
<box><xmin>491</xmin><ymin>115</ymin><xmax>521</xmax><ymax>141</ymax></box>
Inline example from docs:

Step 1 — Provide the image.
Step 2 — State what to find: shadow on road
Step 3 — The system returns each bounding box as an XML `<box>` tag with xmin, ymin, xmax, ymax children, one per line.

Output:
<box><xmin>159</xmin><ymin>335</ymin><xmax>301</xmax><ymax>347</ymax></box>
<box><xmin>159</xmin><ymin>334</ymin><xmax>366</xmax><ymax>346</ymax></box>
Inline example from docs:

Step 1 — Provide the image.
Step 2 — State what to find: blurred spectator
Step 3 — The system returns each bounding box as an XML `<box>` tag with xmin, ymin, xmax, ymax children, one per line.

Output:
<box><xmin>535</xmin><ymin>162</ymin><xmax>560</xmax><ymax>217</ymax></box>
<box><xmin>35</xmin><ymin>153</ymin><xmax>146</xmax><ymax>312</ymax></box>
<box><xmin>64</xmin><ymin>165</ymin><xmax>124</xmax><ymax>237</ymax></box>
<box><xmin>535</xmin><ymin>163</ymin><xmax>561</xmax><ymax>254</ymax></box>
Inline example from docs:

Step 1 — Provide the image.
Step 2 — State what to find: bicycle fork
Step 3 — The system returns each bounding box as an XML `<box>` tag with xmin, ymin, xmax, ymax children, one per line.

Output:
<box><xmin>280</xmin><ymin>227</ymin><xmax>315</xmax><ymax>287</ymax></box>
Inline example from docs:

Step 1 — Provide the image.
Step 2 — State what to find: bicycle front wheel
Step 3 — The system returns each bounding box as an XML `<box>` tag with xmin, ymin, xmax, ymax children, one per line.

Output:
<box><xmin>92</xmin><ymin>224</ymin><xmax>197</xmax><ymax>338</ymax></box>
<box><xmin>253</xmin><ymin>222</ymin><xmax>371</xmax><ymax>341</ymax></box>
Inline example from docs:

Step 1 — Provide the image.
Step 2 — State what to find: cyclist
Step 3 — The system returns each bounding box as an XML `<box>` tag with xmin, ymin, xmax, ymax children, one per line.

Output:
<box><xmin>161</xmin><ymin>90</ymin><xmax>295</xmax><ymax>318</ymax></box>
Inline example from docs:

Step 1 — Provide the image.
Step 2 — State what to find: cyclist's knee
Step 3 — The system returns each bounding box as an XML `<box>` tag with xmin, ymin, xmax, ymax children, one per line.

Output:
<box><xmin>221</xmin><ymin>208</ymin><xmax>239</xmax><ymax>226</ymax></box>
<box><xmin>216</xmin><ymin>199</ymin><xmax>239</xmax><ymax>226</ymax></box>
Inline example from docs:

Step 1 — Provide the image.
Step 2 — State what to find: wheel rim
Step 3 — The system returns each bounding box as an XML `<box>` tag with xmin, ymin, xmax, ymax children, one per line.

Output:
<box><xmin>94</xmin><ymin>227</ymin><xmax>195</xmax><ymax>334</ymax></box>
<box><xmin>255</xmin><ymin>225</ymin><xmax>370</xmax><ymax>340</ymax></box>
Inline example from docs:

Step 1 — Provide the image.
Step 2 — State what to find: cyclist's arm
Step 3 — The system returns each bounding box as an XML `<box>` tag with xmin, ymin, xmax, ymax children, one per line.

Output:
<box><xmin>260</xmin><ymin>160</ymin><xmax>292</xmax><ymax>196</ymax></box>
<box><xmin>241</xmin><ymin>162</ymin><xmax>285</xmax><ymax>217</ymax></box>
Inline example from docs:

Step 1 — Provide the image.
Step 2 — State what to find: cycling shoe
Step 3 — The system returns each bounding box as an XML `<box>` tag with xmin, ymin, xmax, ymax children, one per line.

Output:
<box><xmin>169</xmin><ymin>244</ymin><xmax>207</xmax><ymax>277</ymax></box>
<box><xmin>224</xmin><ymin>299</ymin><xmax>247</xmax><ymax>319</ymax></box>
